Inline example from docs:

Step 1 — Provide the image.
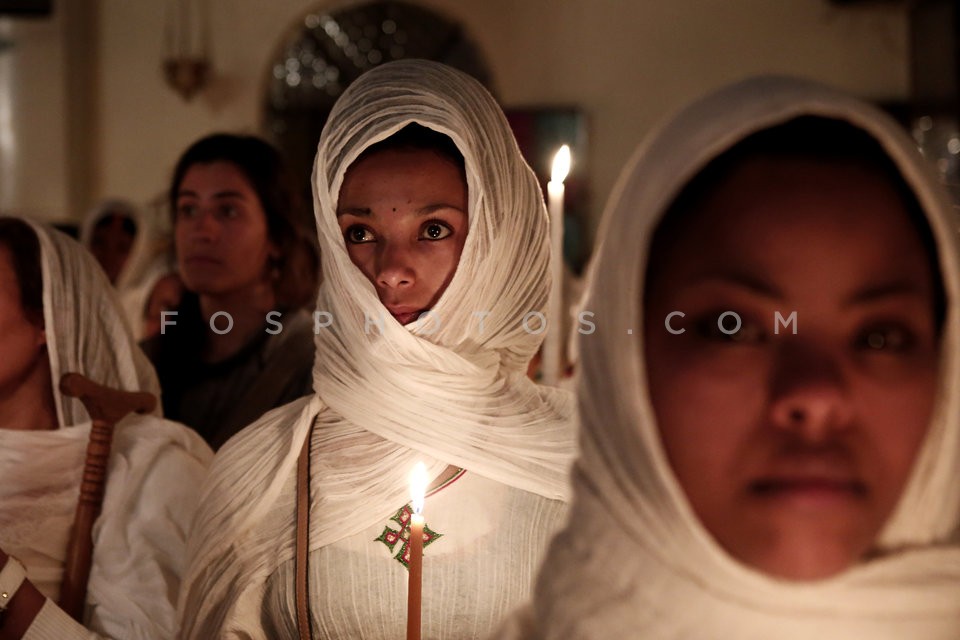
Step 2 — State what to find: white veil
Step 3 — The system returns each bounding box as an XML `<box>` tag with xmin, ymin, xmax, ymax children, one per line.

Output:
<box><xmin>28</xmin><ymin>218</ymin><xmax>161</xmax><ymax>424</ymax></box>
<box><xmin>522</xmin><ymin>76</ymin><xmax>960</xmax><ymax>639</ymax></box>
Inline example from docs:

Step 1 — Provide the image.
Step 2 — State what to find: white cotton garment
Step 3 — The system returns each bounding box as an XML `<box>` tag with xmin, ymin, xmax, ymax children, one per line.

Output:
<box><xmin>179</xmin><ymin>59</ymin><xmax>578</xmax><ymax>639</ymax></box>
<box><xmin>260</xmin><ymin>462</ymin><xmax>565</xmax><ymax>638</ymax></box>
<box><xmin>499</xmin><ymin>77</ymin><xmax>960</xmax><ymax>639</ymax></box>
<box><xmin>0</xmin><ymin>219</ymin><xmax>213</xmax><ymax>639</ymax></box>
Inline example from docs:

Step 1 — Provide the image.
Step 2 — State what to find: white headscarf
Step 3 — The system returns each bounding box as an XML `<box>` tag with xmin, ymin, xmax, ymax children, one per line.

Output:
<box><xmin>180</xmin><ymin>59</ymin><xmax>576</xmax><ymax>638</ymax></box>
<box><xmin>520</xmin><ymin>76</ymin><xmax>960</xmax><ymax>639</ymax></box>
<box><xmin>28</xmin><ymin>218</ymin><xmax>161</xmax><ymax>424</ymax></box>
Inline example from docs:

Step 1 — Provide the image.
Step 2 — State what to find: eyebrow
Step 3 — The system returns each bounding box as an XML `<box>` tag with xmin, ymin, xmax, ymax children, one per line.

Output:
<box><xmin>336</xmin><ymin>203</ymin><xmax>465</xmax><ymax>217</ymax></box>
<box><xmin>843</xmin><ymin>281</ymin><xmax>929</xmax><ymax>306</ymax></box>
<box><xmin>687</xmin><ymin>273</ymin><xmax>928</xmax><ymax>306</ymax></box>
<box><xmin>336</xmin><ymin>206</ymin><xmax>371</xmax><ymax>217</ymax></box>
<box><xmin>686</xmin><ymin>271</ymin><xmax>783</xmax><ymax>299</ymax></box>
<box><xmin>177</xmin><ymin>189</ymin><xmax>248</xmax><ymax>200</ymax></box>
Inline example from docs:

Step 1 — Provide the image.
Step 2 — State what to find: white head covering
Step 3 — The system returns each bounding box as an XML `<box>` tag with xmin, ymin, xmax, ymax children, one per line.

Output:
<box><xmin>310</xmin><ymin>58</ymin><xmax>574</xmax><ymax>495</ymax></box>
<box><xmin>180</xmin><ymin>59</ymin><xmax>576</xmax><ymax>638</ymax></box>
<box><xmin>26</xmin><ymin>218</ymin><xmax>161</xmax><ymax>424</ymax></box>
<box><xmin>520</xmin><ymin>76</ymin><xmax>960</xmax><ymax>639</ymax></box>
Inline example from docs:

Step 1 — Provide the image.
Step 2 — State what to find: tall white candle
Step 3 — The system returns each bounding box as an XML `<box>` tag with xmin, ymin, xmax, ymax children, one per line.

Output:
<box><xmin>543</xmin><ymin>145</ymin><xmax>570</xmax><ymax>386</ymax></box>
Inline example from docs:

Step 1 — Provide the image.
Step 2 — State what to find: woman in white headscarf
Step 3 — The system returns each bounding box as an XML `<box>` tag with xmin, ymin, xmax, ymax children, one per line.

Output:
<box><xmin>81</xmin><ymin>198</ymin><xmax>178</xmax><ymax>341</ymax></box>
<box><xmin>500</xmin><ymin>76</ymin><xmax>960</xmax><ymax>639</ymax></box>
<box><xmin>0</xmin><ymin>217</ymin><xmax>212</xmax><ymax>638</ymax></box>
<box><xmin>178</xmin><ymin>59</ymin><xmax>577</xmax><ymax>639</ymax></box>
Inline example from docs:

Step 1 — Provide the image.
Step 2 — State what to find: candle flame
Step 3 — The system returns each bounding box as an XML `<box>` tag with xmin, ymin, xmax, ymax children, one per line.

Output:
<box><xmin>551</xmin><ymin>145</ymin><xmax>571</xmax><ymax>184</ymax></box>
<box><xmin>409</xmin><ymin>462</ymin><xmax>428</xmax><ymax>515</ymax></box>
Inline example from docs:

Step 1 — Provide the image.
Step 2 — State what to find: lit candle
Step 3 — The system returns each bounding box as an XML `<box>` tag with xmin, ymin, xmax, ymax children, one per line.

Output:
<box><xmin>407</xmin><ymin>462</ymin><xmax>428</xmax><ymax>640</ymax></box>
<box><xmin>543</xmin><ymin>145</ymin><xmax>571</xmax><ymax>386</ymax></box>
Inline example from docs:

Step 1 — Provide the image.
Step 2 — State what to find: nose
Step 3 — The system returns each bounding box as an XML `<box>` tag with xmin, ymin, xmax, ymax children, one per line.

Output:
<box><xmin>181</xmin><ymin>209</ymin><xmax>219</xmax><ymax>243</ymax></box>
<box><xmin>375</xmin><ymin>242</ymin><xmax>416</xmax><ymax>290</ymax></box>
<box><xmin>767</xmin><ymin>339</ymin><xmax>853</xmax><ymax>441</ymax></box>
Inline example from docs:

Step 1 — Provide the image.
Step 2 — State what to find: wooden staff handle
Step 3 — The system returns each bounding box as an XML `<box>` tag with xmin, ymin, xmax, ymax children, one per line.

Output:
<box><xmin>56</xmin><ymin>373</ymin><xmax>157</xmax><ymax>621</ymax></box>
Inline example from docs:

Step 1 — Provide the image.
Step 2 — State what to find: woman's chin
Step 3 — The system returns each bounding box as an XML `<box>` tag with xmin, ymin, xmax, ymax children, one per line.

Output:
<box><xmin>729</xmin><ymin>535</ymin><xmax>864</xmax><ymax>582</ymax></box>
<box><xmin>392</xmin><ymin>311</ymin><xmax>421</xmax><ymax>325</ymax></box>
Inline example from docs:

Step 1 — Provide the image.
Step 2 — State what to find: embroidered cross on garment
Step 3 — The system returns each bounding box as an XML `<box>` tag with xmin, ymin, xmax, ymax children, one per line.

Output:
<box><xmin>375</xmin><ymin>504</ymin><xmax>443</xmax><ymax>569</ymax></box>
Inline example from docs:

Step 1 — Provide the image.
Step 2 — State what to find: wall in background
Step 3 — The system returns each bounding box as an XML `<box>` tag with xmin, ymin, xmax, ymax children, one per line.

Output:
<box><xmin>0</xmin><ymin>10</ymin><xmax>68</xmax><ymax>221</ymax></box>
<box><xmin>2</xmin><ymin>0</ymin><xmax>909</xmax><ymax>232</ymax></box>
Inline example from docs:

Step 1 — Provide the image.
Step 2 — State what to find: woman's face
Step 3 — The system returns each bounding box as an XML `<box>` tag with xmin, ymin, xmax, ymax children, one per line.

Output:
<box><xmin>0</xmin><ymin>245</ymin><xmax>49</xmax><ymax>413</ymax></box>
<box><xmin>174</xmin><ymin>161</ymin><xmax>277</xmax><ymax>299</ymax></box>
<box><xmin>643</xmin><ymin>157</ymin><xmax>940</xmax><ymax>580</ymax></box>
<box><xmin>90</xmin><ymin>214</ymin><xmax>135</xmax><ymax>284</ymax></box>
<box><xmin>336</xmin><ymin>148</ymin><xmax>468</xmax><ymax>325</ymax></box>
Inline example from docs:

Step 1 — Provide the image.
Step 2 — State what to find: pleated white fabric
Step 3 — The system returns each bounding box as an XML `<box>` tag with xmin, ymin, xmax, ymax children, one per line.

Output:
<box><xmin>34</xmin><ymin>218</ymin><xmax>161</xmax><ymax>424</ymax></box>
<box><xmin>0</xmin><ymin>220</ymin><xmax>212</xmax><ymax>639</ymax></box>
<box><xmin>179</xmin><ymin>59</ymin><xmax>577</xmax><ymax>638</ymax></box>
<box><xmin>505</xmin><ymin>76</ymin><xmax>960</xmax><ymax>639</ymax></box>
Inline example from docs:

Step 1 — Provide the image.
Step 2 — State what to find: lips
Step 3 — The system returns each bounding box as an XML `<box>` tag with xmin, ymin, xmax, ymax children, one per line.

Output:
<box><xmin>748</xmin><ymin>473</ymin><xmax>867</xmax><ymax>509</ymax></box>
<box><xmin>385</xmin><ymin>305</ymin><xmax>424</xmax><ymax>325</ymax></box>
<box><xmin>751</xmin><ymin>477</ymin><xmax>866</xmax><ymax>494</ymax></box>
<box><xmin>184</xmin><ymin>255</ymin><xmax>222</xmax><ymax>266</ymax></box>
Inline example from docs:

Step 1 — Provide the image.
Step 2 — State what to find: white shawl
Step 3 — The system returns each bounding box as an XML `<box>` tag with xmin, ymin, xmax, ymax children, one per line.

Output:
<box><xmin>516</xmin><ymin>76</ymin><xmax>960</xmax><ymax>639</ymax></box>
<box><xmin>180</xmin><ymin>59</ymin><xmax>576</xmax><ymax>638</ymax></box>
<box><xmin>31</xmin><ymin>218</ymin><xmax>161</xmax><ymax>423</ymax></box>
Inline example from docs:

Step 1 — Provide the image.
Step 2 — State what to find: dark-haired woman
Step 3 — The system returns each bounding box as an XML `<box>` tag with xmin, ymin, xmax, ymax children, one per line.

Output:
<box><xmin>143</xmin><ymin>133</ymin><xmax>320</xmax><ymax>449</ymax></box>
<box><xmin>81</xmin><ymin>198</ymin><xmax>177</xmax><ymax>342</ymax></box>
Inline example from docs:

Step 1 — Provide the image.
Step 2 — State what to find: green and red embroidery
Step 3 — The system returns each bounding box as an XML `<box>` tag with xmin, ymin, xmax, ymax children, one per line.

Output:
<box><xmin>375</xmin><ymin>504</ymin><xmax>443</xmax><ymax>569</ymax></box>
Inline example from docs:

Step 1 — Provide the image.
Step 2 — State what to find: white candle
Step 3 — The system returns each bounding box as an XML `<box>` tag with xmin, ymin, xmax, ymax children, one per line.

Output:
<box><xmin>543</xmin><ymin>145</ymin><xmax>571</xmax><ymax>386</ymax></box>
<box><xmin>406</xmin><ymin>462</ymin><xmax>428</xmax><ymax>640</ymax></box>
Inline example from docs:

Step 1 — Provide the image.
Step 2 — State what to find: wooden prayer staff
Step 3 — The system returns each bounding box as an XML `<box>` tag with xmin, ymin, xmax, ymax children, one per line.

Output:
<box><xmin>407</xmin><ymin>462</ymin><xmax>429</xmax><ymax>640</ymax></box>
<box><xmin>57</xmin><ymin>372</ymin><xmax>157</xmax><ymax>621</ymax></box>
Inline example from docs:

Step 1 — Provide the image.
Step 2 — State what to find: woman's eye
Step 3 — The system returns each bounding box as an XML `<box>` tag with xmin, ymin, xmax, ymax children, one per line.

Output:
<box><xmin>420</xmin><ymin>222</ymin><xmax>453</xmax><ymax>241</ymax></box>
<box><xmin>175</xmin><ymin>203</ymin><xmax>197</xmax><ymax>219</ymax></box>
<box><xmin>694</xmin><ymin>313</ymin><xmax>764</xmax><ymax>344</ymax></box>
<box><xmin>218</xmin><ymin>205</ymin><xmax>239</xmax><ymax>219</ymax></box>
<box><xmin>857</xmin><ymin>324</ymin><xmax>915</xmax><ymax>352</ymax></box>
<box><xmin>345</xmin><ymin>225</ymin><xmax>375</xmax><ymax>244</ymax></box>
